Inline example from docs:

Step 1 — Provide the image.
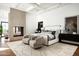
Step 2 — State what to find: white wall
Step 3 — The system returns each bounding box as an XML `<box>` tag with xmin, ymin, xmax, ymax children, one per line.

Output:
<box><xmin>0</xmin><ymin>9</ymin><xmax>9</xmax><ymax>19</ymax></box>
<box><xmin>26</xmin><ymin>4</ymin><xmax>79</xmax><ymax>34</ymax></box>
<box><xmin>0</xmin><ymin>9</ymin><xmax>9</xmax><ymax>23</ymax></box>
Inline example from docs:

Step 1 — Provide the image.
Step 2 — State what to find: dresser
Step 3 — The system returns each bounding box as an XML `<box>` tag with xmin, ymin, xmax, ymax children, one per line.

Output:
<box><xmin>59</xmin><ymin>33</ymin><xmax>79</xmax><ymax>45</ymax></box>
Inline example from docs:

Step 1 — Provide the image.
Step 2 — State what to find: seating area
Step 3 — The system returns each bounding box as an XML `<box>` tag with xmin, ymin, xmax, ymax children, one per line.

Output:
<box><xmin>23</xmin><ymin>35</ymin><xmax>44</xmax><ymax>49</ymax></box>
<box><xmin>22</xmin><ymin>31</ymin><xmax>59</xmax><ymax>49</ymax></box>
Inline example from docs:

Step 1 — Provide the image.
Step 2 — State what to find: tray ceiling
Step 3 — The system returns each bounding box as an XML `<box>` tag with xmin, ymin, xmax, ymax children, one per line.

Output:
<box><xmin>0</xmin><ymin>3</ymin><xmax>69</xmax><ymax>13</ymax></box>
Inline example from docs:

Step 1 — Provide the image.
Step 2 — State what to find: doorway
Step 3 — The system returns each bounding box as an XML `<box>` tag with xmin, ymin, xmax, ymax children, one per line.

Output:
<box><xmin>0</xmin><ymin>21</ymin><xmax>8</xmax><ymax>43</ymax></box>
<box><xmin>1</xmin><ymin>21</ymin><xmax>8</xmax><ymax>37</ymax></box>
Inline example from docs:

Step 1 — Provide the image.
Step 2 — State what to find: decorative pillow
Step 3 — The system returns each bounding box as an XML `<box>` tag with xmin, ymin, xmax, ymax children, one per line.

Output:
<box><xmin>41</xmin><ymin>32</ymin><xmax>51</xmax><ymax>35</ymax></box>
<box><xmin>51</xmin><ymin>31</ymin><xmax>56</xmax><ymax>35</ymax></box>
<box><xmin>24</xmin><ymin>35</ymin><xmax>30</xmax><ymax>38</ymax></box>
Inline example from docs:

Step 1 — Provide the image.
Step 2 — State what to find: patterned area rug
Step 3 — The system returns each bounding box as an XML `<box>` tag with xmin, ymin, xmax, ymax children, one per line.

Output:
<box><xmin>7</xmin><ymin>41</ymin><xmax>77</xmax><ymax>56</ymax></box>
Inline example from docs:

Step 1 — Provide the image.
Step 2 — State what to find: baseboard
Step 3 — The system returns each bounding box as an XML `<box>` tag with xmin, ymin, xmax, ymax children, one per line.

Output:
<box><xmin>61</xmin><ymin>40</ymin><xmax>79</xmax><ymax>46</ymax></box>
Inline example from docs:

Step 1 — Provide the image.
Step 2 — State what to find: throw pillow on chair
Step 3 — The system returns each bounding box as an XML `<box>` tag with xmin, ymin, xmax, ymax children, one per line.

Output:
<box><xmin>22</xmin><ymin>35</ymin><xmax>30</xmax><ymax>45</ymax></box>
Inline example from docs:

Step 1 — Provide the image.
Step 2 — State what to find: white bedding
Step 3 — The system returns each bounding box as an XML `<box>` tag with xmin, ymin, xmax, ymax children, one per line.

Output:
<box><xmin>29</xmin><ymin>30</ymin><xmax>60</xmax><ymax>45</ymax></box>
<box><xmin>31</xmin><ymin>32</ymin><xmax>55</xmax><ymax>41</ymax></box>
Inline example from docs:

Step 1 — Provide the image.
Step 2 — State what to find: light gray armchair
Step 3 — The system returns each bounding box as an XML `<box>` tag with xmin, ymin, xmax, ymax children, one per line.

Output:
<box><xmin>29</xmin><ymin>36</ymin><xmax>44</xmax><ymax>49</ymax></box>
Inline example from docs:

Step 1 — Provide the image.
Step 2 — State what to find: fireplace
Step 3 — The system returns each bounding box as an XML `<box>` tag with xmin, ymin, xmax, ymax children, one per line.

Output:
<box><xmin>13</xmin><ymin>26</ymin><xmax>24</xmax><ymax>37</ymax></box>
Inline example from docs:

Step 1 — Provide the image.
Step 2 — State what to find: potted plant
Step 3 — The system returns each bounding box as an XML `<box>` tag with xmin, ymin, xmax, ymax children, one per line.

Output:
<box><xmin>0</xmin><ymin>25</ymin><xmax>2</xmax><ymax>36</ymax></box>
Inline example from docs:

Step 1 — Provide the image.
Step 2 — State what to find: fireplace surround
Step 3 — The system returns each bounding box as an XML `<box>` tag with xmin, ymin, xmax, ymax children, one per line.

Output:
<box><xmin>13</xmin><ymin>26</ymin><xmax>24</xmax><ymax>37</ymax></box>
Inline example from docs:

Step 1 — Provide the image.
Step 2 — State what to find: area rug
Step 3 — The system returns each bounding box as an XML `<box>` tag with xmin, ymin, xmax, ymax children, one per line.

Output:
<box><xmin>7</xmin><ymin>41</ymin><xmax>78</xmax><ymax>56</ymax></box>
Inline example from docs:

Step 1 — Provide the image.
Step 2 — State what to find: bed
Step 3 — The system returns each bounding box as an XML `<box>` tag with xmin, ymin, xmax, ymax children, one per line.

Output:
<box><xmin>29</xmin><ymin>25</ymin><xmax>61</xmax><ymax>46</ymax></box>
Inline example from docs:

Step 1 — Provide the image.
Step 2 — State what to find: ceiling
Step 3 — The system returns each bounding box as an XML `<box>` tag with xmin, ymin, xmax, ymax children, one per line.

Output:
<box><xmin>0</xmin><ymin>3</ymin><xmax>71</xmax><ymax>19</ymax></box>
<box><xmin>0</xmin><ymin>3</ymin><xmax>68</xmax><ymax>13</ymax></box>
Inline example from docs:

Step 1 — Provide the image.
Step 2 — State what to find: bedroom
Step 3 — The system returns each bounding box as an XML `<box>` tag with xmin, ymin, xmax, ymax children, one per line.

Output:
<box><xmin>0</xmin><ymin>3</ymin><xmax>79</xmax><ymax>56</ymax></box>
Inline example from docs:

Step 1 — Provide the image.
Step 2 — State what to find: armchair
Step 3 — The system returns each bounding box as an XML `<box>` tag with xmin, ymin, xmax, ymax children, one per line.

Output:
<box><xmin>29</xmin><ymin>36</ymin><xmax>43</xmax><ymax>49</ymax></box>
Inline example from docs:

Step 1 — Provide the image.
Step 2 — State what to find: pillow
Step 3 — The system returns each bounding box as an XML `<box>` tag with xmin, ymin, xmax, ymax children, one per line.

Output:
<box><xmin>43</xmin><ymin>32</ymin><xmax>51</xmax><ymax>34</ymax></box>
<box><xmin>48</xmin><ymin>34</ymin><xmax>54</xmax><ymax>40</ymax></box>
<box><xmin>24</xmin><ymin>35</ymin><xmax>30</xmax><ymax>38</ymax></box>
<box><xmin>51</xmin><ymin>31</ymin><xmax>56</xmax><ymax>35</ymax></box>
